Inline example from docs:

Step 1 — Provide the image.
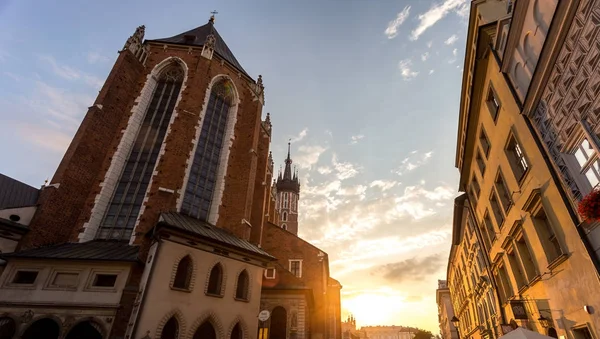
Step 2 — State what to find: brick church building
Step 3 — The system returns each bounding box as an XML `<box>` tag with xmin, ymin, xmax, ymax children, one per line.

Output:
<box><xmin>0</xmin><ymin>16</ymin><xmax>341</xmax><ymax>339</ymax></box>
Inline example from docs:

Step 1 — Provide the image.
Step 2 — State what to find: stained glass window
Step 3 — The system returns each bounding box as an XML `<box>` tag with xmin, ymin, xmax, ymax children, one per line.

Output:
<box><xmin>97</xmin><ymin>64</ymin><xmax>184</xmax><ymax>240</ymax></box>
<box><xmin>181</xmin><ymin>80</ymin><xmax>234</xmax><ymax>221</ymax></box>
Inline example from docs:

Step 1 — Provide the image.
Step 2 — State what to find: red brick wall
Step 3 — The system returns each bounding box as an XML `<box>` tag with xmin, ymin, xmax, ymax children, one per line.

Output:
<box><xmin>21</xmin><ymin>50</ymin><xmax>146</xmax><ymax>249</ymax></box>
<box><xmin>261</xmin><ymin>222</ymin><xmax>333</xmax><ymax>337</ymax></box>
<box><xmin>24</xmin><ymin>41</ymin><xmax>266</xmax><ymax>248</ymax></box>
<box><xmin>250</xmin><ymin>124</ymin><xmax>271</xmax><ymax>244</ymax></box>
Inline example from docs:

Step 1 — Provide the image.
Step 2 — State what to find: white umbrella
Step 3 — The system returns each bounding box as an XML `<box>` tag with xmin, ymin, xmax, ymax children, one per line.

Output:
<box><xmin>500</xmin><ymin>327</ymin><xmax>554</xmax><ymax>339</ymax></box>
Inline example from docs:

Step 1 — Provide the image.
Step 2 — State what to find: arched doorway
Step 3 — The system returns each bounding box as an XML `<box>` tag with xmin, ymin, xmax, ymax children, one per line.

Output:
<box><xmin>193</xmin><ymin>320</ymin><xmax>216</xmax><ymax>339</ymax></box>
<box><xmin>161</xmin><ymin>317</ymin><xmax>179</xmax><ymax>339</ymax></box>
<box><xmin>22</xmin><ymin>318</ymin><xmax>60</xmax><ymax>339</ymax></box>
<box><xmin>270</xmin><ymin>307</ymin><xmax>287</xmax><ymax>339</ymax></box>
<box><xmin>65</xmin><ymin>321</ymin><xmax>103</xmax><ymax>339</ymax></box>
<box><xmin>0</xmin><ymin>317</ymin><xmax>16</xmax><ymax>339</ymax></box>
<box><xmin>231</xmin><ymin>322</ymin><xmax>243</xmax><ymax>339</ymax></box>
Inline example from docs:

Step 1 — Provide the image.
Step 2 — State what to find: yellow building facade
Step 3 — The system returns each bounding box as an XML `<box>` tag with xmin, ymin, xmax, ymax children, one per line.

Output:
<box><xmin>449</xmin><ymin>1</ymin><xmax>600</xmax><ymax>338</ymax></box>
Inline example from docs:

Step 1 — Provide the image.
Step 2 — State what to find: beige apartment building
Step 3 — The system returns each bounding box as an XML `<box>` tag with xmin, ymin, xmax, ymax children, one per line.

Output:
<box><xmin>449</xmin><ymin>1</ymin><xmax>600</xmax><ymax>339</ymax></box>
<box><xmin>436</xmin><ymin>280</ymin><xmax>459</xmax><ymax>339</ymax></box>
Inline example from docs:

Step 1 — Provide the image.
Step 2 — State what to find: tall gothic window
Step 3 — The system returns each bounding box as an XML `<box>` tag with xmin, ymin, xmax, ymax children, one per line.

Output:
<box><xmin>182</xmin><ymin>80</ymin><xmax>235</xmax><ymax>221</ymax></box>
<box><xmin>97</xmin><ymin>64</ymin><xmax>184</xmax><ymax>240</ymax></box>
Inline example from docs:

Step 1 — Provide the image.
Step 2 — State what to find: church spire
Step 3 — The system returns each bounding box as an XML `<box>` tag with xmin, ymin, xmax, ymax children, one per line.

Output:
<box><xmin>283</xmin><ymin>141</ymin><xmax>293</xmax><ymax>180</ymax></box>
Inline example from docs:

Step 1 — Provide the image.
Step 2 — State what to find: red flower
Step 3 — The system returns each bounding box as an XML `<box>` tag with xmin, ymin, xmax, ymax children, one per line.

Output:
<box><xmin>579</xmin><ymin>189</ymin><xmax>600</xmax><ymax>221</ymax></box>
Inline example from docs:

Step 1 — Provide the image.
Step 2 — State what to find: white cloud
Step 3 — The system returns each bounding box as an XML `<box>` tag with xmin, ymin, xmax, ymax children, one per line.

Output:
<box><xmin>87</xmin><ymin>51</ymin><xmax>110</xmax><ymax>64</ymax></box>
<box><xmin>291</xmin><ymin>128</ymin><xmax>308</xmax><ymax>143</ymax></box>
<box><xmin>4</xmin><ymin>72</ymin><xmax>22</xmax><ymax>82</ymax></box>
<box><xmin>25</xmin><ymin>81</ymin><xmax>94</xmax><ymax>128</ymax></box>
<box><xmin>395</xmin><ymin>150</ymin><xmax>434</xmax><ymax>175</ymax></box>
<box><xmin>444</xmin><ymin>34</ymin><xmax>459</xmax><ymax>45</ymax></box>
<box><xmin>337</xmin><ymin>185</ymin><xmax>368</xmax><ymax>200</ymax></box>
<box><xmin>385</xmin><ymin>6</ymin><xmax>411</xmax><ymax>39</ymax></box>
<box><xmin>453</xmin><ymin>48</ymin><xmax>458</xmax><ymax>56</ymax></box>
<box><xmin>83</xmin><ymin>74</ymin><xmax>103</xmax><ymax>89</ymax></box>
<box><xmin>318</xmin><ymin>166</ymin><xmax>333</xmax><ymax>175</ymax></box>
<box><xmin>370</xmin><ymin>180</ymin><xmax>399</xmax><ymax>191</ymax></box>
<box><xmin>427</xmin><ymin>41</ymin><xmax>433</xmax><ymax>48</ymax></box>
<box><xmin>17</xmin><ymin>124</ymin><xmax>72</xmax><ymax>153</ymax></box>
<box><xmin>398</xmin><ymin>59</ymin><xmax>419</xmax><ymax>81</ymax></box>
<box><xmin>410</xmin><ymin>0</ymin><xmax>468</xmax><ymax>40</ymax></box>
<box><xmin>421</xmin><ymin>52</ymin><xmax>430</xmax><ymax>61</ymax></box>
<box><xmin>40</xmin><ymin>55</ymin><xmax>81</xmax><ymax>80</ymax></box>
<box><xmin>39</xmin><ymin>54</ymin><xmax>104</xmax><ymax>89</ymax></box>
<box><xmin>332</xmin><ymin>227</ymin><xmax>452</xmax><ymax>266</ymax></box>
<box><xmin>332</xmin><ymin>154</ymin><xmax>361</xmax><ymax>180</ymax></box>
<box><xmin>350</xmin><ymin>134</ymin><xmax>364</xmax><ymax>145</ymax></box>
<box><xmin>429</xmin><ymin>69</ymin><xmax>435</xmax><ymax>75</ymax></box>
<box><xmin>294</xmin><ymin>145</ymin><xmax>327</xmax><ymax>170</ymax></box>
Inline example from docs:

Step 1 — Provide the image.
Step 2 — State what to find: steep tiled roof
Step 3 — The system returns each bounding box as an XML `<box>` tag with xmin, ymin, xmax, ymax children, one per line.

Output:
<box><xmin>2</xmin><ymin>240</ymin><xmax>139</xmax><ymax>262</ymax></box>
<box><xmin>0</xmin><ymin>174</ymin><xmax>39</xmax><ymax>209</ymax></box>
<box><xmin>148</xmin><ymin>21</ymin><xmax>249</xmax><ymax>78</ymax></box>
<box><xmin>158</xmin><ymin>212</ymin><xmax>275</xmax><ymax>260</ymax></box>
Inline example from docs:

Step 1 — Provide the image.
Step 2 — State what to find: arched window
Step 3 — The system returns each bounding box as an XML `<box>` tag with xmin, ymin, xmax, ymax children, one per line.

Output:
<box><xmin>283</xmin><ymin>193</ymin><xmax>289</xmax><ymax>208</ymax></box>
<box><xmin>0</xmin><ymin>317</ymin><xmax>16</xmax><ymax>339</ymax></box>
<box><xmin>230</xmin><ymin>323</ymin><xmax>243</xmax><ymax>339</ymax></box>
<box><xmin>22</xmin><ymin>318</ymin><xmax>60</xmax><ymax>339</ymax></box>
<box><xmin>193</xmin><ymin>321</ymin><xmax>216</xmax><ymax>339</ymax></box>
<box><xmin>207</xmin><ymin>263</ymin><xmax>223</xmax><ymax>295</ymax></box>
<box><xmin>65</xmin><ymin>321</ymin><xmax>103</xmax><ymax>339</ymax></box>
<box><xmin>161</xmin><ymin>317</ymin><xmax>179</xmax><ymax>339</ymax></box>
<box><xmin>173</xmin><ymin>255</ymin><xmax>193</xmax><ymax>290</ymax></box>
<box><xmin>98</xmin><ymin>63</ymin><xmax>184</xmax><ymax>240</ymax></box>
<box><xmin>282</xmin><ymin>212</ymin><xmax>287</xmax><ymax>222</ymax></box>
<box><xmin>182</xmin><ymin>79</ymin><xmax>236</xmax><ymax>221</ymax></box>
<box><xmin>235</xmin><ymin>270</ymin><xmax>249</xmax><ymax>300</ymax></box>
<box><xmin>282</xmin><ymin>224</ymin><xmax>287</xmax><ymax>230</ymax></box>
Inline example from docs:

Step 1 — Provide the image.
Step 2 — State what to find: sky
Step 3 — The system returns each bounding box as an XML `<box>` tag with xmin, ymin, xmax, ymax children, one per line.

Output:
<box><xmin>0</xmin><ymin>0</ymin><xmax>469</xmax><ymax>333</ymax></box>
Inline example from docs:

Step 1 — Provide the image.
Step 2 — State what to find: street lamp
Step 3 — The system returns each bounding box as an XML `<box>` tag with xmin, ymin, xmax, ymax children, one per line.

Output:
<box><xmin>450</xmin><ymin>316</ymin><xmax>460</xmax><ymax>339</ymax></box>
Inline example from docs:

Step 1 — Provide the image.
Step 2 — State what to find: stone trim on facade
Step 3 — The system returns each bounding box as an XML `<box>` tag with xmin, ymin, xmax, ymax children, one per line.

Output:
<box><xmin>204</xmin><ymin>261</ymin><xmax>227</xmax><ymax>297</ymax></box>
<box><xmin>154</xmin><ymin>308</ymin><xmax>186</xmax><ymax>339</ymax></box>
<box><xmin>188</xmin><ymin>311</ymin><xmax>224</xmax><ymax>339</ymax></box>
<box><xmin>176</xmin><ymin>74</ymin><xmax>241</xmax><ymax>226</ymax></box>
<box><xmin>79</xmin><ymin>56</ymin><xmax>190</xmax><ymax>243</ymax></box>
<box><xmin>226</xmin><ymin>315</ymin><xmax>249</xmax><ymax>339</ymax></box>
<box><xmin>169</xmin><ymin>252</ymin><xmax>197</xmax><ymax>292</ymax></box>
<box><xmin>232</xmin><ymin>267</ymin><xmax>252</xmax><ymax>302</ymax></box>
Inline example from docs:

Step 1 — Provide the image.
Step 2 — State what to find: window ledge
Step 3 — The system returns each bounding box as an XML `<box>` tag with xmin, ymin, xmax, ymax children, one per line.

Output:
<box><xmin>171</xmin><ymin>287</ymin><xmax>192</xmax><ymax>293</ymax></box>
<box><xmin>234</xmin><ymin>297</ymin><xmax>250</xmax><ymax>303</ymax></box>
<box><xmin>517</xmin><ymin>284</ymin><xmax>529</xmax><ymax>294</ymax></box>
<box><xmin>205</xmin><ymin>292</ymin><xmax>224</xmax><ymax>298</ymax></box>
<box><xmin>4</xmin><ymin>284</ymin><xmax>37</xmax><ymax>290</ymax></box>
<box><xmin>517</xmin><ymin>169</ymin><xmax>531</xmax><ymax>187</ymax></box>
<box><xmin>547</xmin><ymin>253</ymin><xmax>569</xmax><ymax>270</ymax></box>
<box><xmin>527</xmin><ymin>274</ymin><xmax>542</xmax><ymax>287</ymax></box>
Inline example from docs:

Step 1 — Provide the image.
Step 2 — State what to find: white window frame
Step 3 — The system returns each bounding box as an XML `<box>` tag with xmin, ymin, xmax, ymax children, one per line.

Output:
<box><xmin>283</xmin><ymin>193</ymin><xmax>289</xmax><ymax>209</ymax></box>
<box><xmin>281</xmin><ymin>223</ymin><xmax>287</xmax><ymax>230</ymax></box>
<box><xmin>289</xmin><ymin>259</ymin><xmax>303</xmax><ymax>278</ymax></box>
<box><xmin>561</xmin><ymin>121</ymin><xmax>600</xmax><ymax>195</ymax></box>
<box><xmin>282</xmin><ymin>211</ymin><xmax>288</xmax><ymax>222</ymax></box>
<box><xmin>264</xmin><ymin>268</ymin><xmax>276</xmax><ymax>279</ymax></box>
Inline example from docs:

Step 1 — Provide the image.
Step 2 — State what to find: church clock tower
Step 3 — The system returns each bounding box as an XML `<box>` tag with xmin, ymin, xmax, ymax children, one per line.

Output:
<box><xmin>276</xmin><ymin>143</ymin><xmax>300</xmax><ymax>235</ymax></box>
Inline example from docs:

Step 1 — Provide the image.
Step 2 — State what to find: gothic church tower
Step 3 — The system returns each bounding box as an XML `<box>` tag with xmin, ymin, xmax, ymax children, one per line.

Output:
<box><xmin>276</xmin><ymin>143</ymin><xmax>300</xmax><ymax>235</ymax></box>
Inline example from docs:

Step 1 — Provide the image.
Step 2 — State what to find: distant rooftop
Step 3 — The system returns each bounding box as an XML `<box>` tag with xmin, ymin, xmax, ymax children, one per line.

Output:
<box><xmin>0</xmin><ymin>174</ymin><xmax>39</xmax><ymax>209</ymax></box>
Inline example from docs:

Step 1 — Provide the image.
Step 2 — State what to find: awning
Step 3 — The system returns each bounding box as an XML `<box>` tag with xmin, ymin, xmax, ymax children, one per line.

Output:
<box><xmin>500</xmin><ymin>328</ymin><xmax>554</xmax><ymax>339</ymax></box>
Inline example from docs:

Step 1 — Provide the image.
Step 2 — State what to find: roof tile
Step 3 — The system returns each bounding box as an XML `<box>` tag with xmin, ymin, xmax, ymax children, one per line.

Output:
<box><xmin>159</xmin><ymin>212</ymin><xmax>275</xmax><ymax>260</ymax></box>
<box><xmin>2</xmin><ymin>240</ymin><xmax>139</xmax><ymax>262</ymax></box>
